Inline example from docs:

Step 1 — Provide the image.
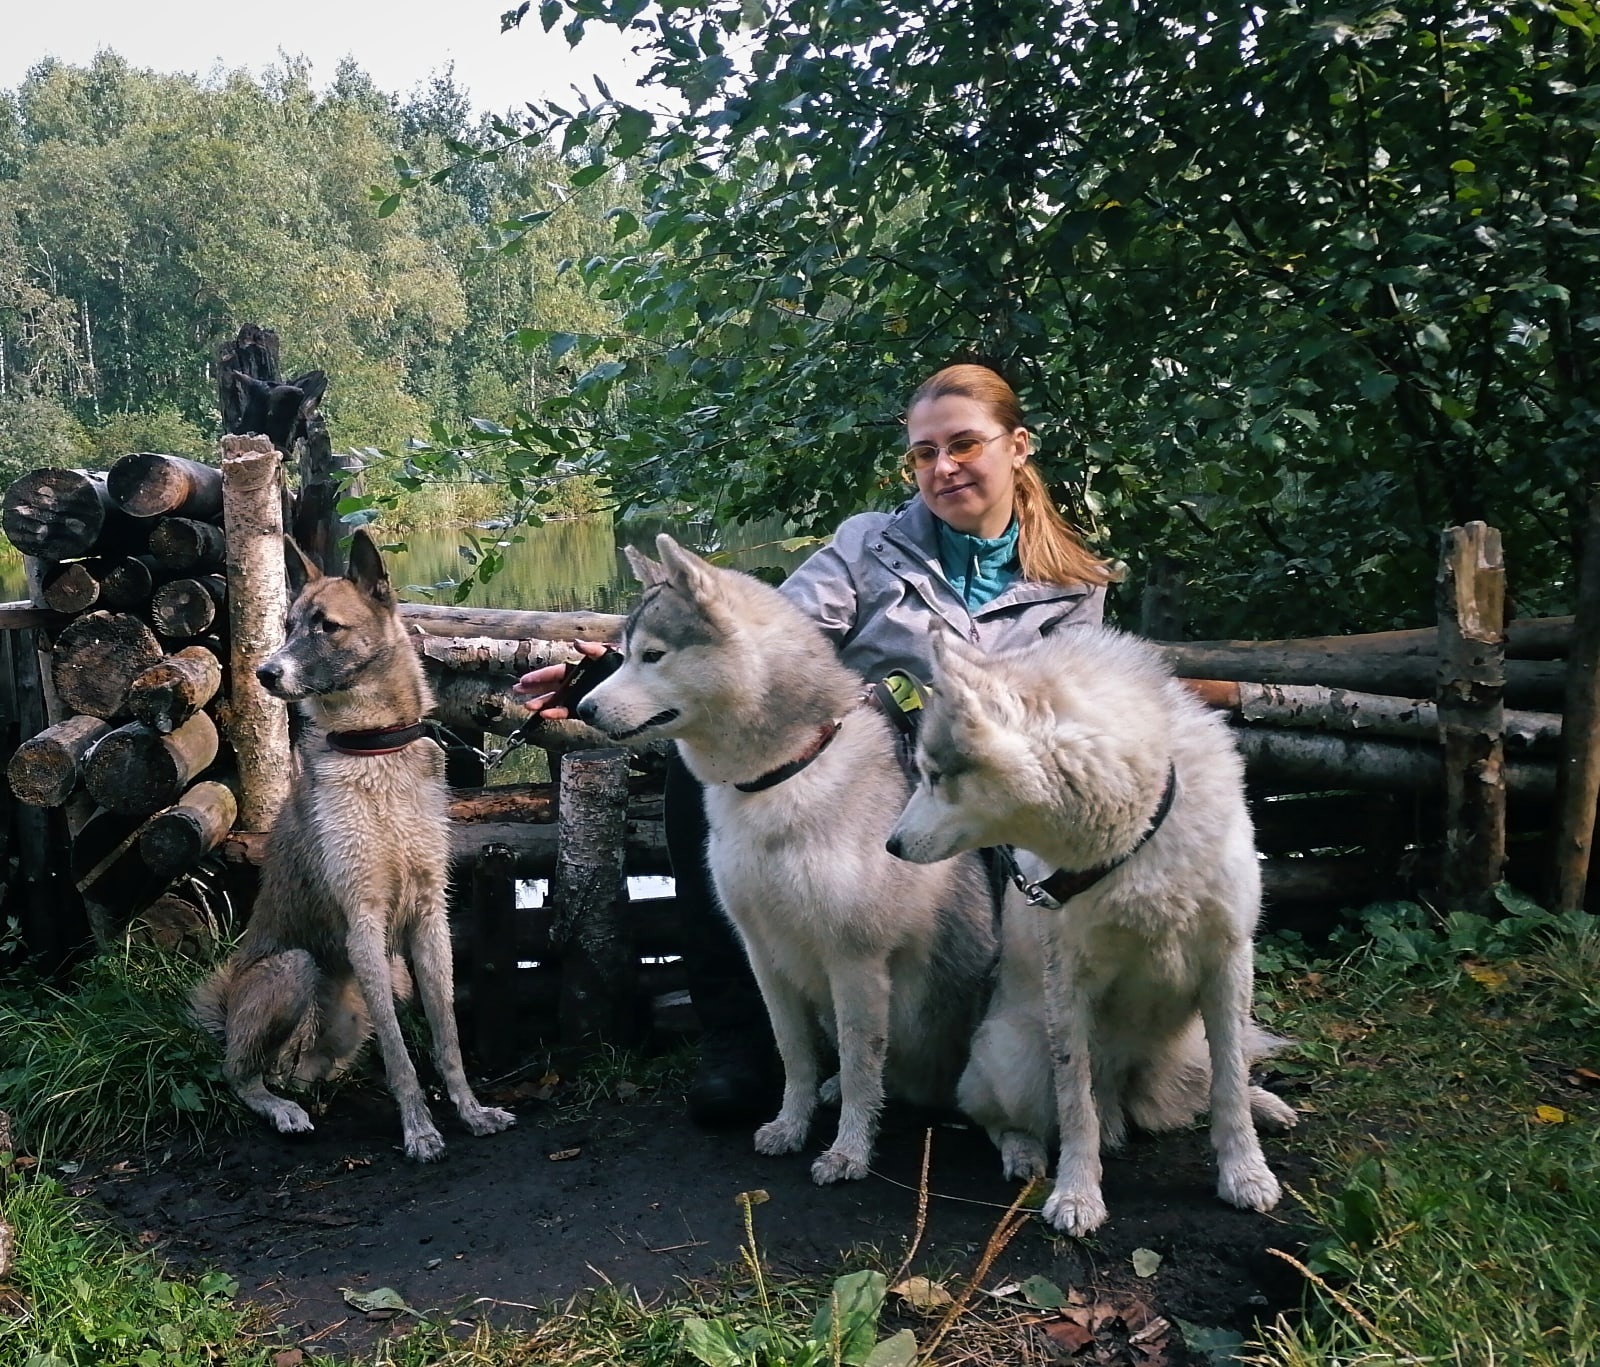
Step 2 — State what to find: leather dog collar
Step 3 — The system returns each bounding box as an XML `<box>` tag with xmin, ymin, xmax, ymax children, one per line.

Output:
<box><xmin>327</xmin><ymin>721</ymin><xmax>428</xmax><ymax>756</ymax></box>
<box><xmin>1009</xmin><ymin>763</ymin><xmax>1179</xmax><ymax>909</ymax></box>
<box><xmin>734</xmin><ymin>720</ymin><xmax>844</xmax><ymax>793</ymax></box>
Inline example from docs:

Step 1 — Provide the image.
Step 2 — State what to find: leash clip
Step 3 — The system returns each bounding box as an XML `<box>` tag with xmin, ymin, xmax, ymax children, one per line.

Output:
<box><xmin>1012</xmin><ymin>869</ymin><xmax>1063</xmax><ymax>911</ymax></box>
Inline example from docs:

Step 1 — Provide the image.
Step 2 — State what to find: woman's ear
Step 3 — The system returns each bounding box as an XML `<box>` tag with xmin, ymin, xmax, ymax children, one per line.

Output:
<box><xmin>1012</xmin><ymin>427</ymin><xmax>1032</xmax><ymax>467</ymax></box>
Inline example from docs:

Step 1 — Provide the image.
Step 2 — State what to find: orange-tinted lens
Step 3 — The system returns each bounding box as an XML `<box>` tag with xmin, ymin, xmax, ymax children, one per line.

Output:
<box><xmin>904</xmin><ymin>443</ymin><xmax>939</xmax><ymax>469</ymax></box>
<box><xmin>945</xmin><ymin>436</ymin><xmax>988</xmax><ymax>461</ymax></box>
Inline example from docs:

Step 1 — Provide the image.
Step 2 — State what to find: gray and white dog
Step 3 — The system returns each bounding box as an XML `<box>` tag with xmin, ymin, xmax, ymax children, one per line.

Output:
<box><xmin>192</xmin><ymin>531</ymin><xmax>514</xmax><ymax>1161</ymax></box>
<box><xmin>577</xmin><ymin>534</ymin><xmax>995</xmax><ymax>1184</ymax></box>
<box><xmin>888</xmin><ymin>626</ymin><xmax>1295</xmax><ymax>1234</ymax></box>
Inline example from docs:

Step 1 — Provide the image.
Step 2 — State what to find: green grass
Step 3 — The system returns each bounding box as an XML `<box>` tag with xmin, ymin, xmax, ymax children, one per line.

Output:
<box><xmin>1250</xmin><ymin>894</ymin><xmax>1600</xmax><ymax>1365</ymax></box>
<box><xmin>0</xmin><ymin>946</ymin><xmax>239</xmax><ymax>1160</ymax></box>
<box><xmin>0</xmin><ymin>1164</ymin><xmax>281</xmax><ymax>1366</ymax></box>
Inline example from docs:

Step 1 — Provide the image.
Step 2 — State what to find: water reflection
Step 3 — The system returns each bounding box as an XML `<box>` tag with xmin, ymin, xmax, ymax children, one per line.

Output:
<box><xmin>0</xmin><ymin>515</ymin><xmax>820</xmax><ymax>614</ymax></box>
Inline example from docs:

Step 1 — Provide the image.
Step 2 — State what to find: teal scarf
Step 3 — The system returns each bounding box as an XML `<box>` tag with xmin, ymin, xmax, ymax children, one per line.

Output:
<box><xmin>936</xmin><ymin>517</ymin><xmax>1020</xmax><ymax>609</ymax></box>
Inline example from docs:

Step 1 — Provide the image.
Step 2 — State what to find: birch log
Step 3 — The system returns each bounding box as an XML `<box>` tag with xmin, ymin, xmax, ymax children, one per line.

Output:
<box><xmin>551</xmin><ymin>747</ymin><xmax>634</xmax><ymax>1046</ymax></box>
<box><xmin>221</xmin><ymin>435</ymin><xmax>291</xmax><ymax>831</ymax></box>
<box><xmin>1550</xmin><ymin>490</ymin><xmax>1600</xmax><ymax>913</ymax></box>
<box><xmin>398</xmin><ymin>602</ymin><xmax>625</xmax><ymax>642</ymax></box>
<box><xmin>412</xmin><ymin>634</ymin><xmax>578</xmax><ymax>674</ymax></box>
<box><xmin>1436</xmin><ymin>522</ymin><xmax>1507</xmax><ymax>911</ymax></box>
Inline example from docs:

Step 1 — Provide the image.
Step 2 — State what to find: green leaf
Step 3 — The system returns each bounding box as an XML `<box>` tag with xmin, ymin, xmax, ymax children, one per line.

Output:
<box><xmin>539</xmin><ymin>0</ymin><xmax>561</xmax><ymax>31</ymax></box>
<box><xmin>862</xmin><ymin>1329</ymin><xmax>918</xmax><ymax>1367</ymax></box>
<box><xmin>1450</xmin><ymin>158</ymin><xmax>1476</xmax><ymax>173</ymax></box>
<box><xmin>1020</xmin><ymin>1274</ymin><xmax>1066</xmax><ymax>1309</ymax></box>
<box><xmin>375</xmin><ymin>193</ymin><xmax>402</xmax><ymax>218</ymax></box>
<box><xmin>1131</xmin><ymin>1247</ymin><xmax>1162</xmax><ymax>1277</ymax></box>
<box><xmin>680</xmin><ymin>1316</ymin><xmax>744</xmax><ymax>1367</ymax></box>
<box><xmin>341</xmin><ymin>1285</ymin><xmax>419</xmax><ymax>1317</ymax></box>
<box><xmin>811</xmin><ymin>1269</ymin><xmax>887</xmax><ymax>1363</ymax></box>
<box><xmin>571</xmin><ymin>162</ymin><xmax>610</xmax><ymax>188</ymax></box>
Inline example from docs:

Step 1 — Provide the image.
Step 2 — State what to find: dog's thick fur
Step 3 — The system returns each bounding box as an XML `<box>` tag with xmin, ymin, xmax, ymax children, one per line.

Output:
<box><xmin>577</xmin><ymin>535</ymin><xmax>995</xmax><ymax>1184</ymax></box>
<box><xmin>191</xmin><ymin>531</ymin><xmax>513</xmax><ymax>1161</ymax></box>
<box><xmin>887</xmin><ymin>626</ymin><xmax>1295</xmax><ymax>1234</ymax></box>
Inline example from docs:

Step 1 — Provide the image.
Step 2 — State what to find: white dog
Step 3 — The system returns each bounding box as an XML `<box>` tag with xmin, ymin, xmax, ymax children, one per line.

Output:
<box><xmin>575</xmin><ymin>536</ymin><xmax>996</xmax><ymax>1184</ymax></box>
<box><xmin>887</xmin><ymin>625</ymin><xmax>1295</xmax><ymax>1235</ymax></box>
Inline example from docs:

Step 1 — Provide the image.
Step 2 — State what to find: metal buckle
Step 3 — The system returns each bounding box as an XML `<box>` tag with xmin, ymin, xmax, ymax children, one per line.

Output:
<box><xmin>1011</xmin><ymin>868</ymin><xmax>1062</xmax><ymax>911</ymax></box>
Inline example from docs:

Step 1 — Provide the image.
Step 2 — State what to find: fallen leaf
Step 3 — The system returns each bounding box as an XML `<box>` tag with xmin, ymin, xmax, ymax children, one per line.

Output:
<box><xmin>340</xmin><ymin>1286</ymin><xmax>418</xmax><ymax>1319</ymax></box>
<box><xmin>891</xmin><ymin>1275</ymin><xmax>953</xmax><ymax>1311</ymax></box>
<box><xmin>1041</xmin><ymin>1318</ymin><xmax>1094</xmax><ymax>1352</ymax></box>
<box><xmin>1021</xmin><ymin>1274</ymin><xmax>1067</xmax><ymax>1309</ymax></box>
<box><xmin>1533</xmin><ymin>1105</ymin><xmax>1567</xmax><ymax>1124</ymax></box>
<box><xmin>339</xmin><ymin>1155</ymin><xmax>372</xmax><ymax>1171</ymax></box>
<box><xmin>736</xmin><ymin>1189</ymin><xmax>770</xmax><ymax>1207</ymax></box>
<box><xmin>547</xmin><ymin>1147</ymin><xmax>583</xmax><ymax>1161</ymax></box>
<box><xmin>988</xmin><ymin>1281</ymin><xmax>1022</xmax><ymax>1298</ymax></box>
<box><xmin>616</xmin><ymin>1080</ymin><xmax>640</xmax><ymax>1099</ymax></box>
<box><xmin>137</xmin><ymin>1230</ymin><xmax>159</xmax><ymax>1246</ymax></box>
<box><xmin>538</xmin><ymin>1071</ymin><xmax>560</xmax><ymax>1087</ymax></box>
<box><xmin>1174</xmin><ymin>1317</ymin><xmax>1248</xmax><ymax>1363</ymax></box>
<box><xmin>1132</xmin><ymin>1247</ymin><xmax>1162</xmax><ymax>1278</ymax></box>
<box><xmin>1464</xmin><ymin>961</ymin><xmax>1508</xmax><ymax>993</ymax></box>
<box><xmin>1570</xmin><ymin>1067</ymin><xmax>1600</xmax><ymax>1089</ymax></box>
<box><xmin>272</xmin><ymin>1351</ymin><xmax>305</xmax><ymax>1367</ymax></box>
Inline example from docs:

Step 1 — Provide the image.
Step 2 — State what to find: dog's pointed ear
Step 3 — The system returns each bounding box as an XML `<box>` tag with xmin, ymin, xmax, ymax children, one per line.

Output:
<box><xmin>655</xmin><ymin>533</ymin><xmax>734</xmax><ymax>633</ymax></box>
<box><xmin>930</xmin><ymin>628</ymin><xmax>990</xmax><ymax>698</ymax></box>
<box><xmin>624</xmin><ymin>543</ymin><xmax>667</xmax><ymax>587</ymax></box>
<box><xmin>345</xmin><ymin>528</ymin><xmax>395</xmax><ymax>607</ymax></box>
<box><xmin>655</xmin><ymin>534</ymin><xmax>715</xmax><ymax>590</ymax></box>
<box><xmin>283</xmin><ymin>536</ymin><xmax>321</xmax><ymax>602</ymax></box>
<box><xmin>931</xmin><ymin>629</ymin><xmax>1028</xmax><ymax>728</ymax></box>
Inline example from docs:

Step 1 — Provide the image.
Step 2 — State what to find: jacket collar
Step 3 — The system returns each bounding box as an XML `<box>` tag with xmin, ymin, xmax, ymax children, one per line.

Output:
<box><xmin>875</xmin><ymin>499</ymin><xmax>1091</xmax><ymax>622</ymax></box>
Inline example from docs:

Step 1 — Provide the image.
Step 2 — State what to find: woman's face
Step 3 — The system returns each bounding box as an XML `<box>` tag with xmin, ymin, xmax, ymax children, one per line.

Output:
<box><xmin>905</xmin><ymin>393</ymin><xmax>1028</xmax><ymax>539</ymax></box>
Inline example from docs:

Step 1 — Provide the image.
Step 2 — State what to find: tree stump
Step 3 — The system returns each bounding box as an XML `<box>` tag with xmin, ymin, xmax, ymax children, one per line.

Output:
<box><xmin>551</xmin><ymin>746</ymin><xmax>634</xmax><ymax>1047</ymax></box>
<box><xmin>1437</xmin><ymin>522</ymin><xmax>1507</xmax><ymax>912</ymax></box>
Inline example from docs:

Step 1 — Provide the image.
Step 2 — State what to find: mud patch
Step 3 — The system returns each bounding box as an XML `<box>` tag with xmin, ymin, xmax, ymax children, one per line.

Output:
<box><xmin>87</xmin><ymin>1079</ymin><xmax>1312</xmax><ymax>1359</ymax></box>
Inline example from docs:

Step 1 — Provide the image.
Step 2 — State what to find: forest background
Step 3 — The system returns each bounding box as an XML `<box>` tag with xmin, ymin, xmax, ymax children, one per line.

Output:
<box><xmin>2</xmin><ymin>2</ymin><xmax>1598</xmax><ymax>639</ymax></box>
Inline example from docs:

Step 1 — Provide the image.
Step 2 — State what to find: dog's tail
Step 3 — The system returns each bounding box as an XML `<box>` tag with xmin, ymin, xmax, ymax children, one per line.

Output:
<box><xmin>1126</xmin><ymin>1018</ymin><xmax>1294</xmax><ymax>1133</ymax></box>
<box><xmin>189</xmin><ymin>964</ymin><xmax>235</xmax><ymax>1042</ymax></box>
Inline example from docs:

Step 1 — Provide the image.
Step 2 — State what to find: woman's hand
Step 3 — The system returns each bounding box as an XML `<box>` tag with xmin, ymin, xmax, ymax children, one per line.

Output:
<box><xmin>511</xmin><ymin>639</ymin><xmax>614</xmax><ymax>720</ymax></box>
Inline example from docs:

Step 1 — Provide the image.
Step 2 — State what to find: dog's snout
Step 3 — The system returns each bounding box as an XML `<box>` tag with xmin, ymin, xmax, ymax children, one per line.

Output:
<box><xmin>885</xmin><ymin>833</ymin><xmax>904</xmax><ymax>860</ymax></box>
<box><xmin>256</xmin><ymin>661</ymin><xmax>283</xmax><ymax>690</ymax></box>
<box><xmin>574</xmin><ymin>696</ymin><xmax>596</xmax><ymax>724</ymax></box>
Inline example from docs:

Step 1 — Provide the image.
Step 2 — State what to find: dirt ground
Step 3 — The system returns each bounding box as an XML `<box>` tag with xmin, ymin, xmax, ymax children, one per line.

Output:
<box><xmin>88</xmin><ymin>1073</ymin><xmax>1314</xmax><ymax>1361</ymax></box>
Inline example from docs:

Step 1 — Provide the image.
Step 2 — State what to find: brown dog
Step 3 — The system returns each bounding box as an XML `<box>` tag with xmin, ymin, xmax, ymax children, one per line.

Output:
<box><xmin>192</xmin><ymin>530</ymin><xmax>513</xmax><ymax>1160</ymax></box>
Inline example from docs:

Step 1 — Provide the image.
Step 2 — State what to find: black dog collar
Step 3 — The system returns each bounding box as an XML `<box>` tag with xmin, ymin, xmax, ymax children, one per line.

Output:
<box><xmin>327</xmin><ymin>721</ymin><xmax>428</xmax><ymax>756</ymax></box>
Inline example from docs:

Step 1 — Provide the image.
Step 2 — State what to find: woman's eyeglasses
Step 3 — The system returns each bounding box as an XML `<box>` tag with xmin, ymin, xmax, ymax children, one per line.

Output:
<box><xmin>903</xmin><ymin>432</ymin><xmax>1009</xmax><ymax>472</ymax></box>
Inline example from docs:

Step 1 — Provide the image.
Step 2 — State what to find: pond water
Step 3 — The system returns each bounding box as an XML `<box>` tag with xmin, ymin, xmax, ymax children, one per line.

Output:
<box><xmin>0</xmin><ymin>513</ymin><xmax>820</xmax><ymax>615</ymax></box>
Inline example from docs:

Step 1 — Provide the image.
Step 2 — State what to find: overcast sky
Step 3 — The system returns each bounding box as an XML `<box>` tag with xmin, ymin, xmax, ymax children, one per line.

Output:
<box><xmin>1</xmin><ymin>0</ymin><xmax>653</xmax><ymax>115</ymax></box>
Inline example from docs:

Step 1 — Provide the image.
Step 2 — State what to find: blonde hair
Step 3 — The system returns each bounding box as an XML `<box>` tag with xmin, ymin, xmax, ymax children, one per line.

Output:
<box><xmin>908</xmin><ymin>364</ymin><xmax>1111</xmax><ymax>589</ymax></box>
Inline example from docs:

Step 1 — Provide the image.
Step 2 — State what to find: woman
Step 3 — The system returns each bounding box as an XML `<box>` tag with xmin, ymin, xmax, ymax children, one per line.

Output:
<box><xmin>516</xmin><ymin>363</ymin><xmax>1111</xmax><ymax>1124</ymax></box>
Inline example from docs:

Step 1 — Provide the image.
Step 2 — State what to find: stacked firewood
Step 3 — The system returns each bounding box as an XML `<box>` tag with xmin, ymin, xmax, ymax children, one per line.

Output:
<box><xmin>1</xmin><ymin>455</ymin><xmax>241</xmax><ymax>942</ymax></box>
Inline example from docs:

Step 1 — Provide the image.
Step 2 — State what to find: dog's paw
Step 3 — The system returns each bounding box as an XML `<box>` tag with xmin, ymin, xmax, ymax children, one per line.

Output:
<box><xmin>404</xmin><ymin>1124</ymin><xmax>448</xmax><ymax>1163</ymax></box>
<box><xmin>1219</xmin><ymin>1160</ymin><xmax>1282</xmax><ymax>1213</ymax></box>
<box><xmin>817</xmin><ymin>1074</ymin><xmax>841</xmax><ymax>1106</ymax></box>
<box><xmin>1251</xmin><ymin>1087</ymin><xmax>1299</xmax><ymax>1130</ymax></box>
<box><xmin>999</xmin><ymin>1131</ymin><xmax>1048</xmax><ymax>1182</ymax></box>
<box><xmin>1041</xmin><ymin>1184</ymin><xmax>1108</xmax><ymax>1237</ymax></box>
<box><xmin>461</xmin><ymin>1104</ymin><xmax>516</xmax><ymax>1136</ymax></box>
<box><xmin>267</xmin><ymin>1101</ymin><xmax>315</xmax><ymax>1136</ymax></box>
<box><xmin>754</xmin><ymin>1116</ymin><xmax>809</xmax><ymax>1156</ymax></box>
<box><xmin>811</xmin><ymin>1147</ymin><xmax>869</xmax><ymax>1185</ymax></box>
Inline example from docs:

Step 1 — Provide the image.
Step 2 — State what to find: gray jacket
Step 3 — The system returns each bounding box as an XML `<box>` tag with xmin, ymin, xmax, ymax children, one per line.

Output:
<box><xmin>779</xmin><ymin>500</ymin><xmax>1105</xmax><ymax>684</ymax></box>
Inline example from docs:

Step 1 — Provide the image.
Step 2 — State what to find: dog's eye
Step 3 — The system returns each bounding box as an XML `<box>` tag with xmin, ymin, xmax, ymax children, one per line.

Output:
<box><xmin>320</xmin><ymin>617</ymin><xmax>342</xmax><ymax>634</ymax></box>
<box><xmin>640</xmin><ymin>649</ymin><xmax>665</xmax><ymax>664</ymax></box>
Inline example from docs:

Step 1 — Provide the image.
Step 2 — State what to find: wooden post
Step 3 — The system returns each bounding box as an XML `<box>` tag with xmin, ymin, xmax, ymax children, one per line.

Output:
<box><xmin>1437</xmin><ymin>522</ymin><xmax>1507</xmax><ymax>912</ymax></box>
<box><xmin>1550</xmin><ymin>489</ymin><xmax>1600</xmax><ymax>913</ymax></box>
<box><xmin>220</xmin><ymin>435</ymin><xmax>291</xmax><ymax>832</ymax></box>
<box><xmin>551</xmin><ymin>746</ymin><xmax>634</xmax><ymax>1047</ymax></box>
<box><xmin>470</xmin><ymin>842</ymin><xmax>520</xmax><ymax>1073</ymax></box>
